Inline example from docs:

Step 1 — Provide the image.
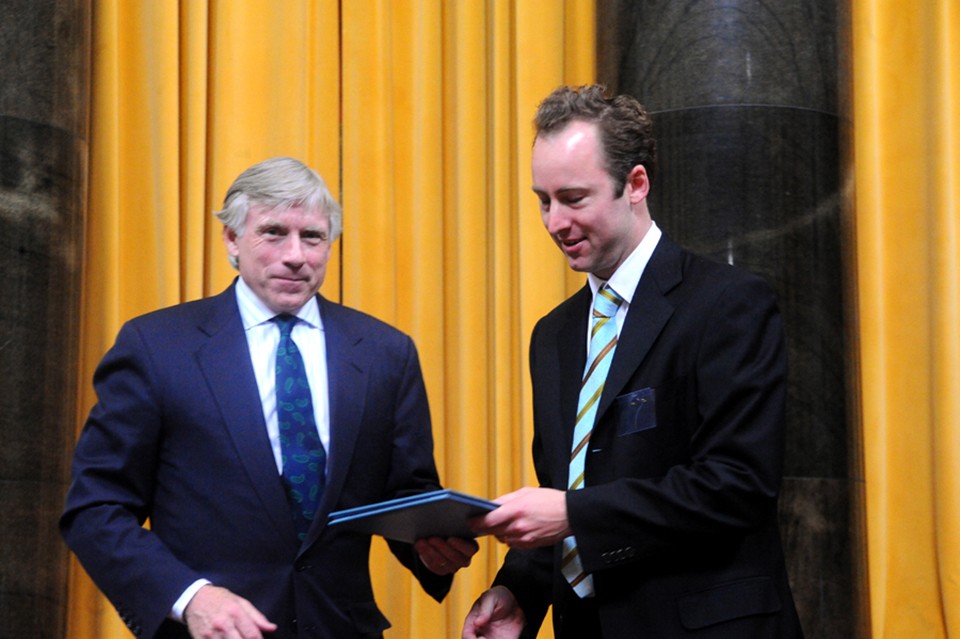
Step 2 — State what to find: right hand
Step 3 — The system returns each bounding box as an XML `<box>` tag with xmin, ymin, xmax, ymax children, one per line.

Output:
<box><xmin>462</xmin><ymin>586</ymin><xmax>525</xmax><ymax>639</ymax></box>
<box><xmin>184</xmin><ymin>585</ymin><xmax>277</xmax><ymax>639</ymax></box>
<box><xmin>470</xmin><ymin>487</ymin><xmax>571</xmax><ymax>549</ymax></box>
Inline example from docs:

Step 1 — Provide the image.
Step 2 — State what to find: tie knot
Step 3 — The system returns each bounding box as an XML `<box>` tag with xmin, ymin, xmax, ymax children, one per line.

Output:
<box><xmin>593</xmin><ymin>286</ymin><xmax>623</xmax><ymax>318</ymax></box>
<box><xmin>273</xmin><ymin>314</ymin><xmax>297</xmax><ymax>337</ymax></box>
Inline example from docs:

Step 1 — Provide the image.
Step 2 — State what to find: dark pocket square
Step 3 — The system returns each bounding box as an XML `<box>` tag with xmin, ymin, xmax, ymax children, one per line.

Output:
<box><xmin>614</xmin><ymin>387</ymin><xmax>657</xmax><ymax>436</ymax></box>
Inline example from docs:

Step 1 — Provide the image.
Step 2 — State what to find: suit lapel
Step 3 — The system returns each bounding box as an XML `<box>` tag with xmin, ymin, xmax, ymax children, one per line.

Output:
<box><xmin>309</xmin><ymin>296</ymin><xmax>368</xmax><ymax>532</ymax></box>
<box><xmin>556</xmin><ymin>287</ymin><xmax>592</xmax><ymax>455</ymax></box>
<box><xmin>597</xmin><ymin>237</ymin><xmax>683</xmax><ymax>422</ymax></box>
<box><xmin>195</xmin><ymin>287</ymin><xmax>296</xmax><ymax>542</ymax></box>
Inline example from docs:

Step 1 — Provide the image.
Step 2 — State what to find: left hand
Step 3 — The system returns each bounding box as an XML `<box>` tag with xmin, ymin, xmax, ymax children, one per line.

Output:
<box><xmin>184</xmin><ymin>585</ymin><xmax>277</xmax><ymax>639</ymax></box>
<box><xmin>470</xmin><ymin>487</ymin><xmax>571</xmax><ymax>549</ymax></box>
<box><xmin>415</xmin><ymin>536</ymin><xmax>480</xmax><ymax>575</ymax></box>
<box><xmin>462</xmin><ymin>585</ymin><xmax>525</xmax><ymax>638</ymax></box>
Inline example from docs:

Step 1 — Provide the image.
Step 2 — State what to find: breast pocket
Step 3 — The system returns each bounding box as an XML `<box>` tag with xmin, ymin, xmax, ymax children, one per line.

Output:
<box><xmin>614</xmin><ymin>387</ymin><xmax>657</xmax><ymax>436</ymax></box>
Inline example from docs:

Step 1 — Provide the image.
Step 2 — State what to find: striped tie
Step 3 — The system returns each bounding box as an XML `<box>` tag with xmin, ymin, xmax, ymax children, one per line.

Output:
<box><xmin>562</xmin><ymin>285</ymin><xmax>624</xmax><ymax>598</ymax></box>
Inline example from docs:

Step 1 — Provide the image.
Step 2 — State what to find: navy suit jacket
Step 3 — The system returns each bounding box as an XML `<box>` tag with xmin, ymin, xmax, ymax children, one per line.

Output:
<box><xmin>61</xmin><ymin>283</ymin><xmax>450</xmax><ymax>638</ymax></box>
<box><xmin>494</xmin><ymin>235</ymin><xmax>804</xmax><ymax>638</ymax></box>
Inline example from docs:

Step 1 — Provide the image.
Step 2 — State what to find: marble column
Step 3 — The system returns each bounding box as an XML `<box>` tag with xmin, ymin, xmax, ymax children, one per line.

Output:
<box><xmin>597</xmin><ymin>1</ymin><xmax>866</xmax><ymax>636</ymax></box>
<box><xmin>0</xmin><ymin>0</ymin><xmax>89</xmax><ymax>636</ymax></box>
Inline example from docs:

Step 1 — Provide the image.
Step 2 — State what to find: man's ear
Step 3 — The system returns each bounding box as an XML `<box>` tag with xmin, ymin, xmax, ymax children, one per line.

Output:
<box><xmin>626</xmin><ymin>165</ymin><xmax>650</xmax><ymax>203</ymax></box>
<box><xmin>222</xmin><ymin>225</ymin><xmax>239</xmax><ymax>258</ymax></box>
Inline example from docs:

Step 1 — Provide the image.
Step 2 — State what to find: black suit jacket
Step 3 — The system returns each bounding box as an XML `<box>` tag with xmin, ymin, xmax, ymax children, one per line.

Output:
<box><xmin>61</xmin><ymin>284</ymin><xmax>450</xmax><ymax>638</ymax></box>
<box><xmin>495</xmin><ymin>235</ymin><xmax>803</xmax><ymax>638</ymax></box>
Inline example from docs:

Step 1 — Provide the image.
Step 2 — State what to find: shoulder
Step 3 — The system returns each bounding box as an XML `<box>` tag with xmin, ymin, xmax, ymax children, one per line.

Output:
<box><xmin>655</xmin><ymin>243</ymin><xmax>784</xmax><ymax>352</ymax></box>
<box><xmin>533</xmin><ymin>285</ymin><xmax>591</xmax><ymax>335</ymax></box>
<box><xmin>652</xmin><ymin>235</ymin><xmax>777</xmax><ymax>304</ymax></box>
<box><xmin>112</xmin><ymin>289</ymin><xmax>238</xmax><ymax>354</ymax></box>
<box><xmin>319</xmin><ymin>297</ymin><xmax>414</xmax><ymax>346</ymax></box>
<box><xmin>127</xmin><ymin>290</ymin><xmax>232</xmax><ymax>330</ymax></box>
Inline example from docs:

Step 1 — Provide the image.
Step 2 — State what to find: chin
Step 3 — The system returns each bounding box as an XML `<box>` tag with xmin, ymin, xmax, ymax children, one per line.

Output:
<box><xmin>269</xmin><ymin>296</ymin><xmax>310</xmax><ymax>314</ymax></box>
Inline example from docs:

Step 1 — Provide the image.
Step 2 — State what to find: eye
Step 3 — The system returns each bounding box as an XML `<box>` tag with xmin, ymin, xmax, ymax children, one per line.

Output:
<box><xmin>301</xmin><ymin>230</ymin><xmax>329</xmax><ymax>245</ymax></box>
<box><xmin>259</xmin><ymin>224</ymin><xmax>285</xmax><ymax>238</ymax></box>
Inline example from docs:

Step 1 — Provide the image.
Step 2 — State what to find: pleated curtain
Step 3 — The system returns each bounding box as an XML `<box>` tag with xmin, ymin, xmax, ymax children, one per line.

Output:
<box><xmin>66</xmin><ymin>1</ymin><xmax>960</xmax><ymax>637</ymax></box>
<box><xmin>853</xmin><ymin>1</ymin><xmax>960</xmax><ymax>637</ymax></box>
<box><xmin>68</xmin><ymin>2</ymin><xmax>594</xmax><ymax>638</ymax></box>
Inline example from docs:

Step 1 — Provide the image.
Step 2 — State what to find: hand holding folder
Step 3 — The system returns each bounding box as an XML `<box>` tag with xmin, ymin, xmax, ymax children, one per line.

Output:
<box><xmin>328</xmin><ymin>490</ymin><xmax>498</xmax><ymax>543</ymax></box>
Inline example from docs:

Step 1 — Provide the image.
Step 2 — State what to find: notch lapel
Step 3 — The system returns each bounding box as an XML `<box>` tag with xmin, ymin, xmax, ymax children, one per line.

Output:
<box><xmin>556</xmin><ymin>286</ymin><xmax>592</xmax><ymax>459</ymax></box>
<box><xmin>304</xmin><ymin>296</ymin><xmax>368</xmax><ymax>545</ymax></box>
<box><xmin>196</xmin><ymin>289</ymin><xmax>296</xmax><ymax>542</ymax></box>
<box><xmin>597</xmin><ymin>238</ymin><xmax>684</xmax><ymax>422</ymax></box>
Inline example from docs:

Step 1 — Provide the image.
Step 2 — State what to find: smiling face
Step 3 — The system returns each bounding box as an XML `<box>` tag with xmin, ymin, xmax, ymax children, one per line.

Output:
<box><xmin>532</xmin><ymin>120</ymin><xmax>651</xmax><ymax>279</ymax></box>
<box><xmin>223</xmin><ymin>203</ymin><xmax>332</xmax><ymax>314</ymax></box>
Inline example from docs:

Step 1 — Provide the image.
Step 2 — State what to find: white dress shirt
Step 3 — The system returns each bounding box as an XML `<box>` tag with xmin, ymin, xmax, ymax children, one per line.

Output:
<box><xmin>234</xmin><ymin>277</ymin><xmax>331</xmax><ymax>468</ymax></box>
<box><xmin>586</xmin><ymin>221</ymin><xmax>662</xmax><ymax>338</ymax></box>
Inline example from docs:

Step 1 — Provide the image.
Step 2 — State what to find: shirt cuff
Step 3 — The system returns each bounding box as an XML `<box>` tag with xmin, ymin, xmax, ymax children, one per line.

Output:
<box><xmin>170</xmin><ymin>579</ymin><xmax>213</xmax><ymax>623</ymax></box>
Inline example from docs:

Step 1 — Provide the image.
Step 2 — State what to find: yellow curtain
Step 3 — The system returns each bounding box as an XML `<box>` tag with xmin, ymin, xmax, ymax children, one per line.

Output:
<box><xmin>67</xmin><ymin>1</ymin><xmax>594</xmax><ymax>637</ymax></box>
<box><xmin>339</xmin><ymin>3</ymin><xmax>593</xmax><ymax>634</ymax></box>
<box><xmin>853</xmin><ymin>0</ymin><xmax>960</xmax><ymax>637</ymax></box>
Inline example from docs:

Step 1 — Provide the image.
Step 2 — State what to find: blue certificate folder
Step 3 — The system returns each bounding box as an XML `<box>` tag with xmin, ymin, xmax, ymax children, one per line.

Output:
<box><xmin>328</xmin><ymin>490</ymin><xmax>498</xmax><ymax>543</ymax></box>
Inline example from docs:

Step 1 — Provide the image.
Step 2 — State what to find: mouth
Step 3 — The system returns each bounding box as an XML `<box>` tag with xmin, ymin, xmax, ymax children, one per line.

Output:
<box><xmin>558</xmin><ymin>236</ymin><xmax>586</xmax><ymax>252</ymax></box>
<box><xmin>272</xmin><ymin>275</ymin><xmax>310</xmax><ymax>287</ymax></box>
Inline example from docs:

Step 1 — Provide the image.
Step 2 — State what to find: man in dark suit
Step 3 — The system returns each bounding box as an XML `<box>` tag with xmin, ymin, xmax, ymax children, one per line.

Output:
<box><xmin>463</xmin><ymin>85</ymin><xmax>804</xmax><ymax>638</ymax></box>
<box><xmin>61</xmin><ymin>156</ymin><xmax>478</xmax><ymax>639</ymax></box>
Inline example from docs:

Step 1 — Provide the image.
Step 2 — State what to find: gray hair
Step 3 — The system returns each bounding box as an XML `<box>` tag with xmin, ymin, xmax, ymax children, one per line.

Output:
<box><xmin>214</xmin><ymin>157</ymin><xmax>342</xmax><ymax>268</ymax></box>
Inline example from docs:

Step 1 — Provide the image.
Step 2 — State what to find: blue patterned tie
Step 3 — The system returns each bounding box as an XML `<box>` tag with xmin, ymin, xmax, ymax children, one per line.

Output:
<box><xmin>562</xmin><ymin>285</ymin><xmax>624</xmax><ymax>597</ymax></box>
<box><xmin>273</xmin><ymin>314</ymin><xmax>326</xmax><ymax>541</ymax></box>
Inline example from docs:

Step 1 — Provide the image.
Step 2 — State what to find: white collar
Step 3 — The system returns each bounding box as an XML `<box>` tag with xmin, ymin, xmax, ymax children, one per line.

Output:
<box><xmin>234</xmin><ymin>277</ymin><xmax>321</xmax><ymax>330</ymax></box>
<box><xmin>587</xmin><ymin>221</ymin><xmax>662</xmax><ymax>302</ymax></box>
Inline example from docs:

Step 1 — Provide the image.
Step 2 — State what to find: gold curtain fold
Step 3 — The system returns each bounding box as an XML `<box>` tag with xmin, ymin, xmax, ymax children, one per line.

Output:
<box><xmin>67</xmin><ymin>1</ymin><xmax>594</xmax><ymax>637</ymax></box>
<box><xmin>338</xmin><ymin>3</ymin><xmax>595</xmax><ymax>636</ymax></box>
<box><xmin>853</xmin><ymin>0</ymin><xmax>960</xmax><ymax>637</ymax></box>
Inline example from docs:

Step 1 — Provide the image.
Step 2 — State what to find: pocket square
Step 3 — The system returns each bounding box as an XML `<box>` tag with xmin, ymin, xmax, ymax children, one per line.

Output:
<box><xmin>615</xmin><ymin>387</ymin><xmax>657</xmax><ymax>436</ymax></box>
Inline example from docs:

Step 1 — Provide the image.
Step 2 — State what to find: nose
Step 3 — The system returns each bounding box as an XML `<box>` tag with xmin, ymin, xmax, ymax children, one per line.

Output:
<box><xmin>543</xmin><ymin>203</ymin><xmax>570</xmax><ymax>236</ymax></box>
<box><xmin>282</xmin><ymin>235</ymin><xmax>306</xmax><ymax>266</ymax></box>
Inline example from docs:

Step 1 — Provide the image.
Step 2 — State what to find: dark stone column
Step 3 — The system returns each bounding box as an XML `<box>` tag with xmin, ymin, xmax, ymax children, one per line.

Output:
<box><xmin>598</xmin><ymin>1</ymin><xmax>866</xmax><ymax>636</ymax></box>
<box><xmin>0</xmin><ymin>0</ymin><xmax>89</xmax><ymax>636</ymax></box>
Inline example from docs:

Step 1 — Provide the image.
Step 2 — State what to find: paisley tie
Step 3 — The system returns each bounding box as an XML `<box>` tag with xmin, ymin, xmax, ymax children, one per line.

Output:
<box><xmin>273</xmin><ymin>314</ymin><xmax>326</xmax><ymax>541</ymax></box>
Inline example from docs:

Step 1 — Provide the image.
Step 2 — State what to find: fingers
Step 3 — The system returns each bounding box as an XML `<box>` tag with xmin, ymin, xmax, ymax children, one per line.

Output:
<box><xmin>415</xmin><ymin>536</ymin><xmax>480</xmax><ymax>575</ymax></box>
<box><xmin>470</xmin><ymin>487</ymin><xmax>535</xmax><ymax>533</ymax></box>
<box><xmin>448</xmin><ymin>535</ymin><xmax>481</xmax><ymax>557</ymax></box>
<box><xmin>238</xmin><ymin>599</ymin><xmax>277</xmax><ymax>635</ymax></box>
<box><xmin>462</xmin><ymin>604</ymin><xmax>482</xmax><ymax>639</ymax></box>
<box><xmin>462</xmin><ymin>590</ymin><xmax>495</xmax><ymax>636</ymax></box>
<box><xmin>185</xmin><ymin>585</ymin><xmax>277</xmax><ymax>639</ymax></box>
<box><xmin>470</xmin><ymin>487</ymin><xmax>570</xmax><ymax>549</ymax></box>
<box><xmin>462</xmin><ymin>587</ymin><xmax>524</xmax><ymax>639</ymax></box>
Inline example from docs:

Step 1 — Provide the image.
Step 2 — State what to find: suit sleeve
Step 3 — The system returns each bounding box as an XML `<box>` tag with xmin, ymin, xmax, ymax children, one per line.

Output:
<box><xmin>491</xmin><ymin>547</ymin><xmax>553</xmax><ymax>638</ymax></box>
<box><xmin>378</xmin><ymin>333</ymin><xmax>454</xmax><ymax>601</ymax></box>
<box><xmin>484</xmin><ymin>320</ymin><xmax>556</xmax><ymax>636</ymax></box>
<box><xmin>568</xmin><ymin>272</ymin><xmax>788</xmax><ymax>573</ymax></box>
<box><xmin>60</xmin><ymin>322</ymin><xmax>203</xmax><ymax>638</ymax></box>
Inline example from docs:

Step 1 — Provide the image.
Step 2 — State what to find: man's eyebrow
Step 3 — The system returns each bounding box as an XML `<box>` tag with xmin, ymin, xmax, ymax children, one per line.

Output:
<box><xmin>532</xmin><ymin>186</ymin><xmax>588</xmax><ymax>196</ymax></box>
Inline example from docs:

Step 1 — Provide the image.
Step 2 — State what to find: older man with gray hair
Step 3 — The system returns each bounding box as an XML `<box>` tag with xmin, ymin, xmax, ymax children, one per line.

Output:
<box><xmin>62</xmin><ymin>157</ymin><xmax>477</xmax><ymax>639</ymax></box>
